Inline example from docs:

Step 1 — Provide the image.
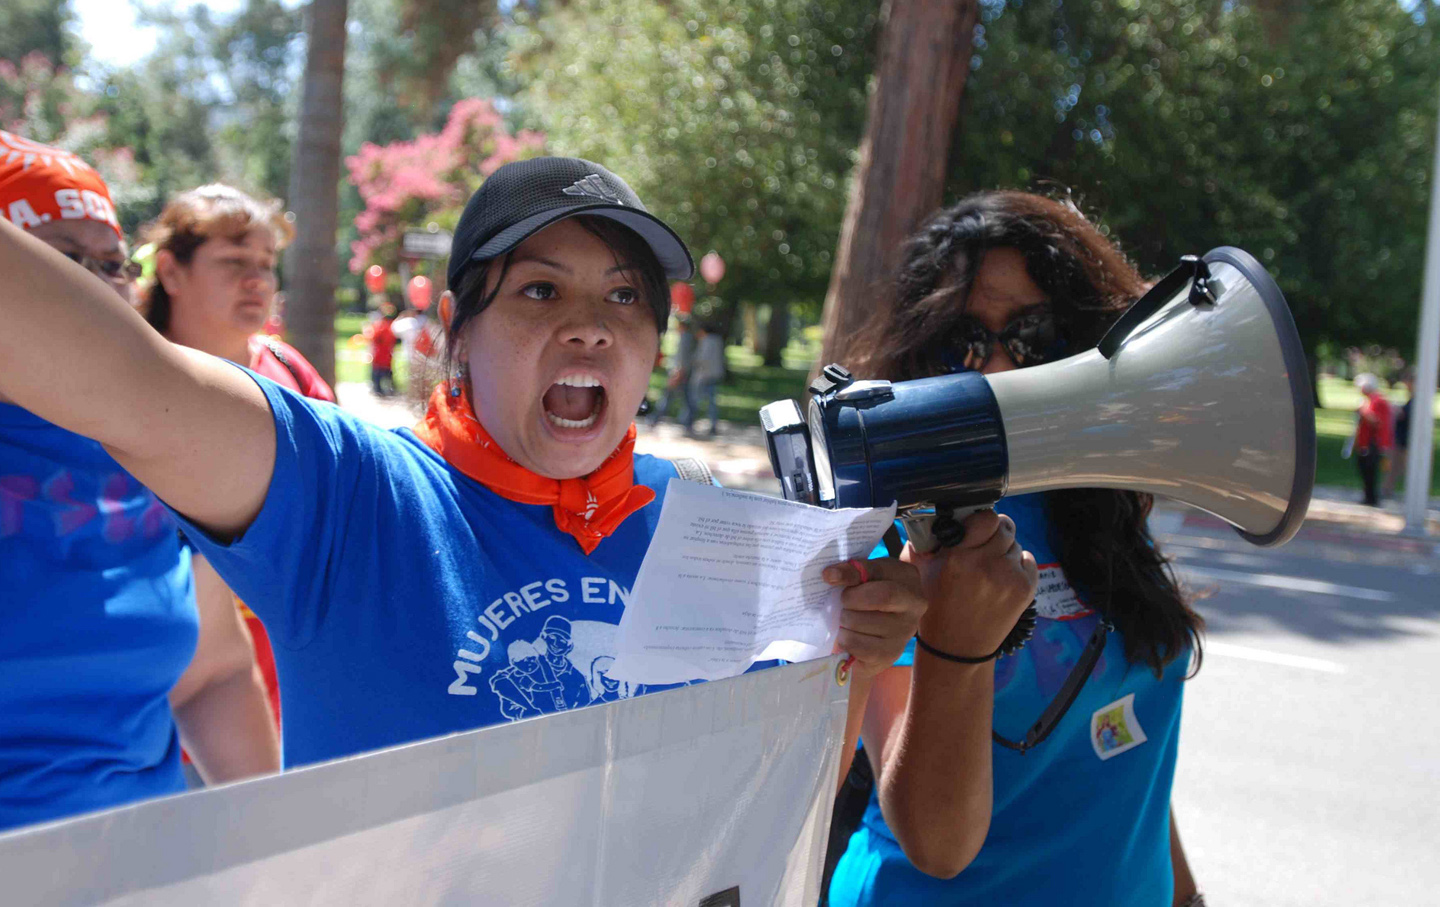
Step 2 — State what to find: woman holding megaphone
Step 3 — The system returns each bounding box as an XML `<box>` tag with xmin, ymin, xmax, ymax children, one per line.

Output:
<box><xmin>828</xmin><ymin>191</ymin><xmax>1206</xmax><ymax>907</ymax></box>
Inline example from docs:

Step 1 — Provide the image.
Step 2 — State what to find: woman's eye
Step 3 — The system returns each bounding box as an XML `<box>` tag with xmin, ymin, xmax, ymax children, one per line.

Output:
<box><xmin>521</xmin><ymin>283</ymin><xmax>558</xmax><ymax>301</ymax></box>
<box><xmin>606</xmin><ymin>287</ymin><xmax>638</xmax><ymax>306</ymax></box>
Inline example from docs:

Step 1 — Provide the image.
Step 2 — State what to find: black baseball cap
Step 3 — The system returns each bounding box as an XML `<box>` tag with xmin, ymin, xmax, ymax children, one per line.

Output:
<box><xmin>447</xmin><ymin>157</ymin><xmax>695</xmax><ymax>290</ymax></box>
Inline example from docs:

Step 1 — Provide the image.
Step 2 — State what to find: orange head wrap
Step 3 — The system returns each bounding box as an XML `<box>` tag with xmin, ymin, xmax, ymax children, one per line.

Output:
<box><xmin>0</xmin><ymin>130</ymin><xmax>120</xmax><ymax>238</ymax></box>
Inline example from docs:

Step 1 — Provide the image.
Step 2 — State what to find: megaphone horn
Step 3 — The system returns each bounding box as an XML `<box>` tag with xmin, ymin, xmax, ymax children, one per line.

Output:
<box><xmin>761</xmin><ymin>246</ymin><xmax>1316</xmax><ymax>549</ymax></box>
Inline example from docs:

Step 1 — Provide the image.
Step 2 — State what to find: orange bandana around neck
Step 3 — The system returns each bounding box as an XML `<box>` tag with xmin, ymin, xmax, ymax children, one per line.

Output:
<box><xmin>413</xmin><ymin>382</ymin><xmax>655</xmax><ymax>554</ymax></box>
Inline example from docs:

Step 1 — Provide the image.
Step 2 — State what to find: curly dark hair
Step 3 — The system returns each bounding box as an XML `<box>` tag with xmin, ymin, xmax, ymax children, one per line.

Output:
<box><xmin>845</xmin><ymin>190</ymin><xmax>1203</xmax><ymax>677</ymax></box>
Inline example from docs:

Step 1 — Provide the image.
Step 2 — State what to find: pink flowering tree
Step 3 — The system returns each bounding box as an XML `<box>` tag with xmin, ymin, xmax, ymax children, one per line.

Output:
<box><xmin>346</xmin><ymin>98</ymin><xmax>544</xmax><ymax>274</ymax></box>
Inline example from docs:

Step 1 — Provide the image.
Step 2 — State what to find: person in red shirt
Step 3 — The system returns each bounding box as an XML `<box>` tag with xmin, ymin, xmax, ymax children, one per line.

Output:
<box><xmin>365</xmin><ymin>303</ymin><xmax>399</xmax><ymax>396</ymax></box>
<box><xmin>1352</xmin><ymin>372</ymin><xmax>1394</xmax><ymax>506</ymax></box>
<box><xmin>141</xmin><ymin>183</ymin><xmax>337</xmax><ymax>735</ymax></box>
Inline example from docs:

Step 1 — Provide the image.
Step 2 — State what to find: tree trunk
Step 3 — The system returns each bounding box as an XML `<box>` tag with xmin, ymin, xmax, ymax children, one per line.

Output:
<box><xmin>283</xmin><ymin>0</ymin><xmax>349</xmax><ymax>387</ymax></box>
<box><xmin>762</xmin><ymin>300</ymin><xmax>790</xmax><ymax>367</ymax></box>
<box><xmin>817</xmin><ymin>0</ymin><xmax>978</xmax><ymax>370</ymax></box>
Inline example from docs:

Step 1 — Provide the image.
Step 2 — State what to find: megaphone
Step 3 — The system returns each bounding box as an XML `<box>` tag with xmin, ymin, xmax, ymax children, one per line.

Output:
<box><xmin>761</xmin><ymin>247</ymin><xmax>1316</xmax><ymax>551</ymax></box>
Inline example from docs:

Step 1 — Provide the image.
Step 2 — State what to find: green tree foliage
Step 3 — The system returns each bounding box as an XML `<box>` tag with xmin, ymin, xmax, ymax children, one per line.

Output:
<box><xmin>0</xmin><ymin>0</ymin><xmax>75</xmax><ymax>68</ymax></box>
<box><xmin>0</xmin><ymin>55</ymin><xmax>146</xmax><ymax>223</ymax></box>
<box><xmin>507</xmin><ymin>0</ymin><xmax>881</xmax><ymax>319</ymax></box>
<box><xmin>69</xmin><ymin>0</ymin><xmax>304</xmax><ymax>231</ymax></box>
<box><xmin>343</xmin><ymin>0</ymin><xmax>504</xmax><ymax>147</ymax></box>
<box><xmin>949</xmin><ymin>0</ymin><xmax>1440</xmax><ymax>369</ymax></box>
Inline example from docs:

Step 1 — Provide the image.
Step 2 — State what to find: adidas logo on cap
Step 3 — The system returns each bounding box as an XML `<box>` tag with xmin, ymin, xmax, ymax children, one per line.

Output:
<box><xmin>562</xmin><ymin>174</ymin><xmax>626</xmax><ymax>205</ymax></box>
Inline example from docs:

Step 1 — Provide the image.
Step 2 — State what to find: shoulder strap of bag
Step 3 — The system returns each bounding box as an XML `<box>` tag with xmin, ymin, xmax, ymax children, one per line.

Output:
<box><xmin>263</xmin><ymin>338</ymin><xmax>307</xmax><ymax>389</ymax></box>
<box><xmin>672</xmin><ymin>456</ymin><xmax>715</xmax><ymax>486</ymax></box>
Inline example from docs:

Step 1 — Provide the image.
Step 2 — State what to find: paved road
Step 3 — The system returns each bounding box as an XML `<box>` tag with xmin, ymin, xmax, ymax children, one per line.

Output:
<box><xmin>1152</xmin><ymin>512</ymin><xmax>1440</xmax><ymax>906</ymax></box>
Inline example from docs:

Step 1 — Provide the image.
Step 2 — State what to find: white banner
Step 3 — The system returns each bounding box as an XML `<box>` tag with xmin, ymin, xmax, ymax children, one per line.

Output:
<box><xmin>0</xmin><ymin>657</ymin><xmax>848</xmax><ymax>907</ymax></box>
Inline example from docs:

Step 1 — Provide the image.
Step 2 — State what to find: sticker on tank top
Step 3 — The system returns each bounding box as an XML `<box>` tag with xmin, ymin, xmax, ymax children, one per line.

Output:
<box><xmin>1091</xmin><ymin>693</ymin><xmax>1148</xmax><ymax>760</ymax></box>
<box><xmin>1033</xmin><ymin>562</ymin><xmax>1094</xmax><ymax>620</ymax></box>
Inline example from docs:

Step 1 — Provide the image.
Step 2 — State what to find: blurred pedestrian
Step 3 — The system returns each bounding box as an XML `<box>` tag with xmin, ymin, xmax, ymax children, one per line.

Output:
<box><xmin>1351</xmin><ymin>372</ymin><xmax>1393</xmax><ymax>506</ymax></box>
<box><xmin>682</xmin><ymin>320</ymin><xmax>726</xmax><ymax>435</ymax></box>
<box><xmin>648</xmin><ymin>312</ymin><xmax>696</xmax><ymax>426</ymax></box>
<box><xmin>366</xmin><ymin>303</ymin><xmax>399</xmax><ymax>397</ymax></box>
<box><xmin>1383</xmin><ymin>371</ymin><xmax>1413</xmax><ymax>499</ymax></box>
<box><xmin>0</xmin><ymin>132</ymin><xmax>277</xmax><ymax>831</ymax></box>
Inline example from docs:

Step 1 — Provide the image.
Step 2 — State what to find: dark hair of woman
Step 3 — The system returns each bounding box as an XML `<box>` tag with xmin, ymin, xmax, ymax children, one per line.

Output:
<box><xmin>845</xmin><ymin>189</ymin><xmax>1203</xmax><ymax>677</ymax></box>
<box><xmin>443</xmin><ymin>215</ymin><xmax>670</xmax><ymax>376</ymax></box>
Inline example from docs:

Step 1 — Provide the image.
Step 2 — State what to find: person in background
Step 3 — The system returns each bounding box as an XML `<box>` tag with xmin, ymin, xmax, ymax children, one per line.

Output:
<box><xmin>1351</xmin><ymin>372</ymin><xmax>1393</xmax><ymax>507</ymax></box>
<box><xmin>366</xmin><ymin>303</ymin><xmax>400</xmax><ymax>397</ymax></box>
<box><xmin>682</xmin><ymin>320</ymin><xmax>727</xmax><ymax>436</ymax></box>
<box><xmin>0</xmin><ymin>132</ymin><xmax>278</xmax><ymax>831</ymax></box>
<box><xmin>1383</xmin><ymin>371</ymin><xmax>1413</xmax><ymax>500</ymax></box>
<box><xmin>141</xmin><ymin>183</ymin><xmax>336</xmax><ymax>735</ymax></box>
<box><xmin>647</xmin><ymin>312</ymin><xmax>696</xmax><ymax>426</ymax></box>
<box><xmin>143</xmin><ymin>184</ymin><xmax>335</xmax><ymax>405</ymax></box>
<box><xmin>829</xmin><ymin>190</ymin><xmax>1205</xmax><ymax>907</ymax></box>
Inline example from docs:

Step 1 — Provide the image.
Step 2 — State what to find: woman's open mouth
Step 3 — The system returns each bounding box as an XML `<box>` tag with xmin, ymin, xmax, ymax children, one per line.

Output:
<box><xmin>542</xmin><ymin>374</ymin><xmax>607</xmax><ymax>432</ymax></box>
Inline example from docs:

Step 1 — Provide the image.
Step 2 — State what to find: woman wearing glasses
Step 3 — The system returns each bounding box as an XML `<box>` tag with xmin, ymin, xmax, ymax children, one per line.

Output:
<box><xmin>828</xmin><ymin>191</ymin><xmax>1206</xmax><ymax>907</ymax></box>
<box><xmin>0</xmin><ymin>132</ymin><xmax>278</xmax><ymax>831</ymax></box>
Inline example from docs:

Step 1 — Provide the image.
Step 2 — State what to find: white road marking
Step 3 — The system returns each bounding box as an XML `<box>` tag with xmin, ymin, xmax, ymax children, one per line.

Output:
<box><xmin>1204</xmin><ymin>640</ymin><xmax>1348</xmax><ymax>674</ymax></box>
<box><xmin>1178</xmin><ymin>565</ymin><xmax>1396</xmax><ymax>602</ymax></box>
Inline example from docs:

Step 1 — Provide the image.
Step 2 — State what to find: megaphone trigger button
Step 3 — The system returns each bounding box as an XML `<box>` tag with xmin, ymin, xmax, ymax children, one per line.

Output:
<box><xmin>932</xmin><ymin>513</ymin><xmax>967</xmax><ymax>548</ymax></box>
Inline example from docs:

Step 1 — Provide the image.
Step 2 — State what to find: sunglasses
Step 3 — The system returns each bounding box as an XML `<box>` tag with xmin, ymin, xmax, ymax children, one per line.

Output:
<box><xmin>941</xmin><ymin>307</ymin><xmax>1066</xmax><ymax>373</ymax></box>
<box><xmin>62</xmin><ymin>251</ymin><xmax>144</xmax><ymax>282</ymax></box>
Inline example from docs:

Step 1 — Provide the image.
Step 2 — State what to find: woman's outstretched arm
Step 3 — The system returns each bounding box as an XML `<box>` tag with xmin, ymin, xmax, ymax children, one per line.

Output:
<box><xmin>0</xmin><ymin>217</ymin><xmax>274</xmax><ymax>537</ymax></box>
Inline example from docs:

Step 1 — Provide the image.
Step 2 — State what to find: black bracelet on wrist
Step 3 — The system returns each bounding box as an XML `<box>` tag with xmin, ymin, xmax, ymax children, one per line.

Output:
<box><xmin>914</xmin><ymin>633</ymin><xmax>1003</xmax><ymax>664</ymax></box>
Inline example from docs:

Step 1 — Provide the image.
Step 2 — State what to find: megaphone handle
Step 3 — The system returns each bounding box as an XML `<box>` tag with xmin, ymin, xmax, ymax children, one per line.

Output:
<box><xmin>899</xmin><ymin>506</ymin><xmax>987</xmax><ymax>554</ymax></box>
<box><xmin>899</xmin><ymin>506</ymin><xmax>1039</xmax><ymax>658</ymax></box>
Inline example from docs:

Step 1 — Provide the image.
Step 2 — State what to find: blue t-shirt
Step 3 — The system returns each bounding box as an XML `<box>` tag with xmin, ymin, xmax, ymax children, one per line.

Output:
<box><xmin>830</xmin><ymin>494</ymin><xmax>1187</xmax><ymax>907</ymax></box>
<box><xmin>0</xmin><ymin>405</ymin><xmax>195</xmax><ymax>831</ymax></box>
<box><xmin>173</xmin><ymin>375</ymin><xmax>749</xmax><ymax>768</ymax></box>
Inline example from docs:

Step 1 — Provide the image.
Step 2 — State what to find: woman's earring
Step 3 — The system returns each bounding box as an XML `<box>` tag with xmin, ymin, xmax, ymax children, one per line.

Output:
<box><xmin>451</xmin><ymin>364</ymin><xmax>468</xmax><ymax>397</ymax></box>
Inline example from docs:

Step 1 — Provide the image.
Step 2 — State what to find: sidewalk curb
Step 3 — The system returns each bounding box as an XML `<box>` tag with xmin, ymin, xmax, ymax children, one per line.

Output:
<box><xmin>1167</xmin><ymin>508</ymin><xmax>1440</xmax><ymax>555</ymax></box>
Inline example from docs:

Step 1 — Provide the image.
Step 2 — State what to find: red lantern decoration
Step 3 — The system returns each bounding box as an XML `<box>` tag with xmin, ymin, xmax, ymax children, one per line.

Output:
<box><xmin>364</xmin><ymin>264</ymin><xmax>386</xmax><ymax>294</ymax></box>
<box><xmin>699</xmin><ymin>251</ymin><xmax>726</xmax><ymax>285</ymax></box>
<box><xmin>407</xmin><ymin>275</ymin><xmax>432</xmax><ymax>310</ymax></box>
